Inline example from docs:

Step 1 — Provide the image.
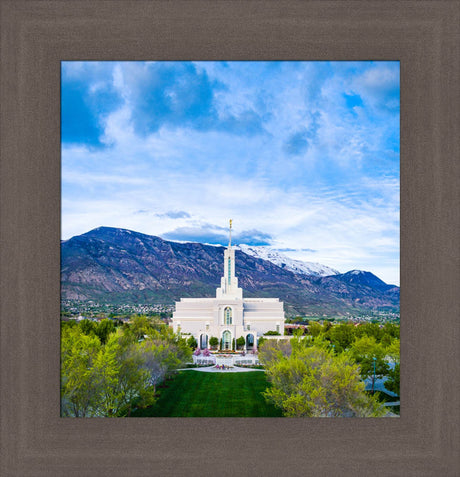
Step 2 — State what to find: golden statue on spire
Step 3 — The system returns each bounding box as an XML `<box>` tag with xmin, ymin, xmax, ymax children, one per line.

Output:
<box><xmin>229</xmin><ymin>219</ymin><xmax>232</xmax><ymax>246</ymax></box>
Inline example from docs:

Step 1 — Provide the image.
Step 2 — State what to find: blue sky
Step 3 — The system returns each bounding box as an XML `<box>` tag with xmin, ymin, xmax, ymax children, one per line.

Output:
<box><xmin>61</xmin><ymin>61</ymin><xmax>400</xmax><ymax>285</ymax></box>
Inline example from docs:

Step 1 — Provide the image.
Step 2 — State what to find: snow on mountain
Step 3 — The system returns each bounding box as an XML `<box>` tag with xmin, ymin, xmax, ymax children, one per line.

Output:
<box><xmin>237</xmin><ymin>244</ymin><xmax>340</xmax><ymax>277</ymax></box>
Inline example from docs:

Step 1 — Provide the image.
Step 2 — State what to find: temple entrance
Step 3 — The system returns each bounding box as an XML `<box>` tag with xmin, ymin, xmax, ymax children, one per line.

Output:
<box><xmin>222</xmin><ymin>330</ymin><xmax>231</xmax><ymax>350</ymax></box>
<box><xmin>200</xmin><ymin>334</ymin><xmax>208</xmax><ymax>349</ymax></box>
<box><xmin>246</xmin><ymin>333</ymin><xmax>254</xmax><ymax>349</ymax></box>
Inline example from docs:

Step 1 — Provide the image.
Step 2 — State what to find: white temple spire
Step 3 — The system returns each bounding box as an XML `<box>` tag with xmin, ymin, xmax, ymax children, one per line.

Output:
<box><xmin>216</xmin><ymin>219</ymin><xmax>242</xmax><ymax>299</ymax></box>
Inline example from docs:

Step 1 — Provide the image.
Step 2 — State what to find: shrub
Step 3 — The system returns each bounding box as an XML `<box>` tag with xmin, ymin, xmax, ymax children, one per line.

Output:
<box><xmin>187</xmin><ymin>336</ymin><xmax>197</xmax><ymax>349</ymax></box>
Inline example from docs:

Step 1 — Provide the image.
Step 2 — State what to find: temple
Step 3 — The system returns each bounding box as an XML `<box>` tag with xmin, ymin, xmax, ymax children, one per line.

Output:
<box><xmin>171</xmin><ymin>220</ymin><xmax>285</xmax><ymax>350</ymax></box>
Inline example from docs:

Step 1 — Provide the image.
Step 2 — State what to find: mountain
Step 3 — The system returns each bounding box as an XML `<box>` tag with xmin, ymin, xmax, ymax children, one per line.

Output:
<box><xmin>336</xmin><ymin>270</ymin><xmax>398</xmax><ymax>292</ymax></box>
<box><xmin>237</xmin><ymin>244</ymin><xmax>339</xmax><ymax>277</ymax></box>
<box><xmin>61</xmin><ymin>227</ymin><xmax>399</xmax><ymax>317</ymax></box>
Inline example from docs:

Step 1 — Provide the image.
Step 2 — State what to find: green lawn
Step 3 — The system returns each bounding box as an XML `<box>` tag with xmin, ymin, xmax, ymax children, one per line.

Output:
<box><xmin>130</xmin><ymin>370</ymin><xmax>283</xmax><ymax>417</ymax></box>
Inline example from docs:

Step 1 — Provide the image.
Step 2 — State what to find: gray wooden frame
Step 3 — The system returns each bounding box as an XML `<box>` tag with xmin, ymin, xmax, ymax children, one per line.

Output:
<box><xmin>1</xmin><ymin>1</ymin><xmax>459</xmax><ymax>475</ymax></box>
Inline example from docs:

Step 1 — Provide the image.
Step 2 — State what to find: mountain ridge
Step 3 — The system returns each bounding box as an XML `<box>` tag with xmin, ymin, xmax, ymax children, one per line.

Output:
<box><xmin>236</xmin><ymin>244</ymin><xmax>340</xmax><ymax>277</ymax></box>
<box><xmin>61</xmin><ymin>227</ymin><xmax>399</xmax><ymax>317</ymax></box>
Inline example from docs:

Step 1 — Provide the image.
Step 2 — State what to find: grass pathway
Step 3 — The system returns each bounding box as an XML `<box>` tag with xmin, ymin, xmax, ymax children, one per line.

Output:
<box><xmin>131</xmin><ymin>370</ymin><xmax>283</xmax><ymax>417</ymax></box>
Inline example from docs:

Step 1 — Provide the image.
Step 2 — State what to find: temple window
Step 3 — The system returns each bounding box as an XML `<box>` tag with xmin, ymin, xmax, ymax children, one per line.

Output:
<box><xmin>224</xmin><ymin>306</ymin><xmax>232</xmax><ymax>325</ymax></box>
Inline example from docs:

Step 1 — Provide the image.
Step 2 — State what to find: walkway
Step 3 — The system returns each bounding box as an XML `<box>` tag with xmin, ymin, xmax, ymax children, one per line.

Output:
<box><xmin>180</xmin><ymin>366</ymin><xmax>265</xmax><ymax>373</ymax></box>
<box><xmin>364</xmin><ymin>376</ymin><xmax>398</xmax><ymax>397</ymax></box>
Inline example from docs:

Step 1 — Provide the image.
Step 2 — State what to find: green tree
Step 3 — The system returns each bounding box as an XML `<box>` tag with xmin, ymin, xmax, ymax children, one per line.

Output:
<box><xmin>382</xmin><ymin>323</ymin><xmax>400</xmax><ymax>340</ymax></box>
<box><xmin>308</xmin><ymin>322</ymin><xmax>323</xmax><ymax>338</ymax></box>
<box><xmin>139</xmin><ymin>338</ymin><xmax>187</xmax><ymax>395</ymax></box>
<box><xmin>236</xmin><ymin>336</ymin><xmax>245</xmax><ymax>349</ymax></box>
<box><xmin>113</xmin><ymin>334</ymin><xmax>153</xmax><ymax>415</ymax></box>
<box><xmin>258</xmin><ymin>339</ymin><xmax>292</xmax><ymax>367</ymax></box>
<box><xmin>350</xmin><ymin>336</ymin><xmax>389</xmax><ymax>391</ymax></box>
<box><xmin>385</xmin><ymin>338</ymin><xmax>400</xmax><ymax>364</ymax></box>
<box><xmin>61</xmin><ymin>318</ymin><xmax>190</xmax><ymax>417</ymax></box>
<box><xmin>61</xmin><ymin>326</ymin><xmax>101</xmax><ymax>417</ymax></box>
<box><xmin>328</xmin><ymin>323</ymin><xmax>356</xmax><ymax>352</ymax></box>
<box><xmin>257</xmin><ymin>337</ymin><xmax>266</xmax><ymax>348</ymax></box>
<box><xmin>380</xmin><ymin>332</ymin><xmax>393</xmax><ymax>347</ymax></box>
<box><xmin>209</xmin><ymin>336</ymin><xmax>219</xmax><ymax>349</ymax></box>
<box><xmin>95</xmin><ymin>319</ymin><xmax>116</xmax><ymax>345</ymax></box>
<box><xmin>293</xmin><ymin>328</ymin><xmax>305</xmax><ymax>338</ymax></box>
<box><xmin>187</xmin><ymin>335</ymin><xmax>198</xmax><ymax>349</ymax></box>
<box><xmin>127</xmin><ymin>315</ymin><xmax>163</xmax><ymax>342</ymax></box>
<box><xmin>383</xmin><ymin>338</ymin><xmax>400</xmax><ymax>397</ymax></box>
<box><xmin>61</xmin><ymin>318</ymin><xmax>77</xmax><ymax>328</ymax></box>
<box><xmin>91</xmin><ymin>333</ymin><xmax>121</xmax><ymax>416</ymax></box>
<box><xmin>139</xmin><ymin>341</ymin><xmax>171</xmax><ymax>395</ymax></box>
<box><xmin>355</xmin><ymin>322</ymin><xmax>382</xmax><ymax>341</ymax></box>
<box><xmin>261</xmin><ymin>343</ymin><xmax>385</xmax><ymax>417</ymax></box>
<box><xmin>384</xmin><ymin>363</ymin><xmax>400</xmax><ymax>396</ymax></box>
<box><xmin>79</xmin><ymin>319</ymin><xmax>96</xmax><ymax>336</ymax></box>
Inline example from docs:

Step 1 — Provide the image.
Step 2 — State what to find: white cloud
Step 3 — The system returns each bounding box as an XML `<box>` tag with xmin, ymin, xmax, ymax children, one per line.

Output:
<box><xmin>62</xmin><ymin>61</ymin><xmax>399</xmax><ymax>284</ymax></box>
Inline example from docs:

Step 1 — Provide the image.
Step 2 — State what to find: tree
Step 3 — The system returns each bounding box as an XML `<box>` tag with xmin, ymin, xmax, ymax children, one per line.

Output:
<box><xmin>61</xmin><ymin>319</ymin><xmax>77</xmax><ymax>329</ymax></box>
<box><xmin>95</xmin><ymin>319</ymin><xmax>116</xmax><ymax>345</ymax></box>
<box><xmin>127</xmin><ymin>315</ymin><xmax>163</xmax><ymax>342</ymax></box>
<box><xmin>139</xmin><ymin>341</ymin><xmax>170</xmax><ymax>396</ymax></box>
<box><xmin>385</xmin><ymin>339</ymin><xmax>400</xmax><ymax>364</ymax></box>
<box><xmin>257</xmin><ymin>337</ymin><xmax>266</xmax><ymax>348</ymax></box>
<box><xmin>382</xmin><ymin>323</ymin><xmax>400</xmax><ymax>340</ymax></box>
<box><xmin>384</xmin><ymin>363</ymin><xmax>400</xmax><ymax>396</ymax></box>
<box><xmin>307</xmin><ymin>322</ymin><xmax>323</xmax><ymax>338</ymax></box>
<box><xmin>187</xmin><ymin>335</ymin><xmax>198</xmax><ymax>349</ymax></box>
<box><xmin>79</xmin><ymin>319</ymin><xmax>96</xmax><ymax>336</ymax></box>
<box><xmin>355</xmin><ymin>322</ymin><xmax>382</xmax><ymax>341</ymax></box>
<box><xmin>350</xmin><ymin>336</ymin><xmax>390</xmax><ymax>392</ymax></box>
<box><xmin>137</xmin><ymin>328</ymin><xmax>192</xmax><ymax>397</ymax></box>
<box><xmin>113</xmin><ymin>334</ymin><xmax>154</xmax><ymax>415</ymax></box>
<box><xmin>236</xmin><ymin>336</ymin><xmax>245</xmax><ymax>349</ymax></box>
<box><xmin>61</xmin><ymin>318</ymin><xmax>191</xmax><ymax>417</ymax></box>
<box><xmin>293</xmin><ymin>328</ymin><xmax>304</xmax><ymax>338</ymax></box>
<box><xmin>209</xmin><ymin>336</ymin><xmax>218</xmax><ymax>349</ymax></box>
<box><xmin>328</xmin><ymin>323</ymin><xmax>356</xmax><ymax>352</ymax></box>
<box><xmin>383</xmin><ymin>339</ymin><xmax>400</xmax><ymax>397</ymax></box>
<box><xmin>61</xmin><ymin>326</ymin><xmax>101</xmax><ymax>417</ymax></box>
<box><xmin>262</xmin><ymin>343</ymin><xmax>385</xmax><ymax>417</ymax></box>
<box><xmin>91</xmin><ymin>333</ymin><xmax>121</xmax><ymax>416</ymax></box>
<box><xmin>258</xmin><ymin>339</ymin><xmax>292</xmax><ymax>368</ymax></box>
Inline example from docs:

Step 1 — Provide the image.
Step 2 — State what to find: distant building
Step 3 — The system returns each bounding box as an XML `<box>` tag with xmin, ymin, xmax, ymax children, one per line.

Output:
<box><xmin>172</xmin><ymin>221</ymin><xmax>285</xmax><ymax>350</ymax></box>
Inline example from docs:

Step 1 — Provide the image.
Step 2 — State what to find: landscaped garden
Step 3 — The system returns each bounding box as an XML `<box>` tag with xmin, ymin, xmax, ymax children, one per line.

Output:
<box><xmin>130</xmin><ymin>370</ymin><xmax>283</xmax><ymax>417</ymax></box>
<box><xmin>61</xmin><ymin>316</ymin><xmax>399</xmax><ymax>418</ymax></box>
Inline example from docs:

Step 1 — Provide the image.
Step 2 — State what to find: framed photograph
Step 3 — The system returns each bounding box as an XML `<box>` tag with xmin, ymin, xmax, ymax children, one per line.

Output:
<box><xmin>1</xmin><ymin>1</ymin><xmax>458</xmax><ymax>475</ymax></box>
<box><xmin>60</xmin><ymin>59</ymin><xmax>400</xmax><ymax>420</ymax></box>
